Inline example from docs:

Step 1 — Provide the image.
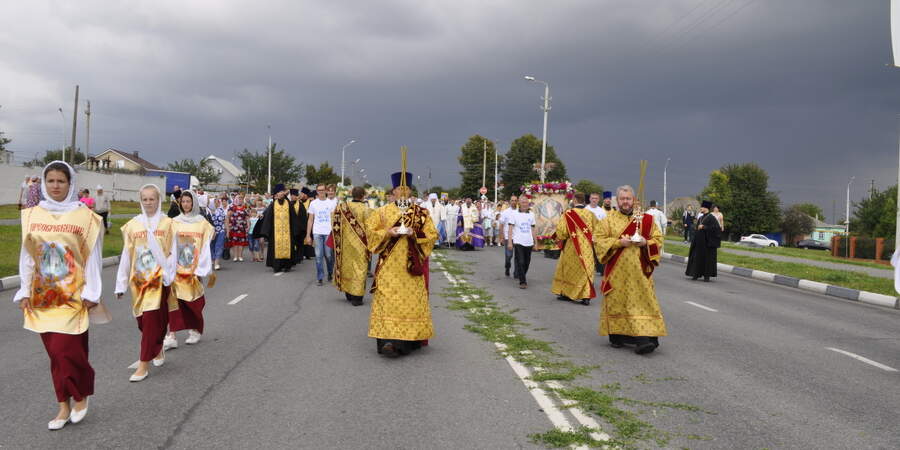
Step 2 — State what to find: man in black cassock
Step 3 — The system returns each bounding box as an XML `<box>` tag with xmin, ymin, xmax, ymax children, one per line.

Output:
<box><xmin>289</xmin><ymin>188</ymin><xmax>308</xmax><ymax>265</ymax></box>
<box><xmin>258</xmin><ymin>184</ymin><xmax>302</xmax><ymax>272</ymax></box>
<box><xmin>301</xmin><ymin>187</ymin><xmax>317</xmax><ymax>260</ymax></box>
<box><xmin>686</xmin><ymin>200</ymin><xmax>721</xmax><ymax>282</ymax></box>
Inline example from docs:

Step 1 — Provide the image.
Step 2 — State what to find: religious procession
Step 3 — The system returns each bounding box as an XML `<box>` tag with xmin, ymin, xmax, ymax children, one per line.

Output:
<box><xmin>7</xmin><ymin>2</ymin><xmax>900</xmax><ymax>448</ymax></box>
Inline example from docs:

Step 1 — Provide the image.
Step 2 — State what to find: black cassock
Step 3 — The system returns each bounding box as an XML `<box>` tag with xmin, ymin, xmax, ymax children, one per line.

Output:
<box><xmin>256</xmin><ymin>199</ymin><xmax>302</xmax><ymax>272</ymax></box>
<box><xmin>291</xmin><ymin>201</ymin><xmax>308</xmax><ymax>264</ymax></box>
<box><xmin>686</xmin><ymin>213</ymin><xmax>721</xmax><ymax>279</ymax></box>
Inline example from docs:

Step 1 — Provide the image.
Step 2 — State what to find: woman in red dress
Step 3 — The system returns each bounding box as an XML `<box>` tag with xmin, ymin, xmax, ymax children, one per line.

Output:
<box><xmin>226</xmin><ymin>194</ymin><xmax>249</xmax><ymax>262</ymax></box>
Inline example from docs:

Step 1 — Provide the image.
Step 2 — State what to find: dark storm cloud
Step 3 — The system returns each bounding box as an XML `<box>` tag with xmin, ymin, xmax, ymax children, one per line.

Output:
<box><xmin>1</xmin><ymin>0</ymin><xmax>896</xmax><ymax>221</ymax></box>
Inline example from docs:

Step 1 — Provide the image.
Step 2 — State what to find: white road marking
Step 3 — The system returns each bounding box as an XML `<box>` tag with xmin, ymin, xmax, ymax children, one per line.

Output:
<box><xmin>826</xmin><ymin>347</ymin><xmax>898</xmax><ymax>372</ymax></box>
<box><xmin>684</xmin><ymin>301</ymin><xmax>718</xmax><ymax>312</ymax></box>
<box><xmin>228</xmin><ymin>294</ymin><xmax>249</xmax><ymax>305</ymax></box>
<box><xmin>274</xmin><ymin>271</ymin><xmax>284</xmax><ymax>277</ymax></box>
<box><xmin>495</xmin><ymin>343</ymin><xmax>576</xmax><ymax>433</ymax></box>
<box><xmin>545</xmin><ymin>380</ymin><xmax>611</xmax><ymax>442</ymax></box>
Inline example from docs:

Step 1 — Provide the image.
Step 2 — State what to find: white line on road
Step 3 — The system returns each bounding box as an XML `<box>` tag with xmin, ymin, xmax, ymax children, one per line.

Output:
<box><xmin>684</xmin><ymin>301</ymin><xmax>718</xmax><ymax>312</ymax></box>
<box><xmin>227</xmin><ymin>294</ymin><xmax>248</xmax><ymax>305</ymax></box>
<box><xmin>495</xmin><ymin>343</ymin><xmax>575</xmax><ymax>433</ymax></box>
<box><xmin>826</xmin><ymin>347</ymin><xmax>898</xmax><ymax>372</ymax></box>
<box><xmin>274</xmin><ymin>271</ymin><xmax>284</xmax><ymax>277</ymax></box>
<box><xmin>545</xmin><ymin>380</ymin><xmax>611</xmax><ymax>442</ymax></box>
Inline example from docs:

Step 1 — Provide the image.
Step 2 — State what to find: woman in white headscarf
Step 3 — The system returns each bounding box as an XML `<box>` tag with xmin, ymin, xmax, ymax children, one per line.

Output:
<box><xmin>164</xmin><ymin>190</ymin><xmax>214</xmax><ymax>350</ymax></box>
<box><xmin>14</xmin><ymin>161</ymin><xmax>109</xmax><ymax>430</ymax></box>
<box><xmin>114</xmin><ymin>184</ymin><xmax>177</xmax><ymax>382</ymax></box>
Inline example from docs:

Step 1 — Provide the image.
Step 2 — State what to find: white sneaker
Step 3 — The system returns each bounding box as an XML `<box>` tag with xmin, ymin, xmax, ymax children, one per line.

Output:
<box><xmin>185</xmin><ymin>330</ymin><xmax>201</xmax><ymax>345</ymax></box>
<box><xmin>214</xmin><ymin>263</ymin><xmax>221</xmax><ymax>270</ymax></box>
<box><xmin>163</xmin><ymin>334</ymin><xmax>178</xmax><ymax>350</ymax></box>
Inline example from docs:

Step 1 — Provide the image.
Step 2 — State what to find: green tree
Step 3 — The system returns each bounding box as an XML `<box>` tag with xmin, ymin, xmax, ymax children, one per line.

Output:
<box><xmin>235</xmin><ymin>147</ymin><xmax>304</xmax><ymax>193</ymax></box>
<box><xmin>699</xmin><ymin>163</ymin><xmax>781</xmax><ymax>239</ymax></box>
<box><xmin>573</xmin><ymin>179</ymin><xmax>603</xmax><ymax>196</ymax></box>
<box><xmin>850</xmin><ymin>185</ymin><xmax>897</xmax><ymax>237</ymax></box>
<box><xmin>304</xmin><ymin>162</ymin><xmax>341</xmax><ymax>187</ymax></box>
<box><xmin>457</xmin><ymin>135</ymin><xmax>503</xmax><ymax>200</ymax></box>
<box><xmin>0</xmin><ymin>131</ymin><xmax>10</xmax><ymax>152</ymax></box>
<box><xmin>25</xmin><ymin>148</ymin><xmax>87</xmax><ymax>167</ymax></box>
<box><xmin>781</xmin><ymin>205</ymin><xmax>816</xmax><ymax>245</ymax></box>
<box><xmin>167</xmin><ymin>158</ymin><xmax>221</xmax><ymax>188</ymax></box>
<box><xmin>500</xmin><ymin>134</ymin><xmax>566</xmax><ymax>198</ymax></box>
<box><xmin>793</xmin><ymin>203</ymin><xmax>825</xmax><ymax>221</ymax></box>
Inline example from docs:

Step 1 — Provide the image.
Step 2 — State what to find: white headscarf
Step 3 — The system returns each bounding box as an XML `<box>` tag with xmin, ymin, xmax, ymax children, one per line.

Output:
<box><xmin>137</xmin><ymin>184</ymin><xmax>167</xmax><ymax>265</ymax></box>
<box><xmin>174</xmin><ymin>190</ymin><xmax>205</xmax><ymax>224</ymax></box>
<box><xmin>38</xmin><ymin>160</ymin><xmax>83</xmax><ymax>214</ymax></box>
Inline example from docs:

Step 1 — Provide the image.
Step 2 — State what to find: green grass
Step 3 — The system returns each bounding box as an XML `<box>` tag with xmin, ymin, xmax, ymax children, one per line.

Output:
<box><xmin>667</xmin><ymin>238</ymin><xmax>890</xmax><ymax>271</ymax></box>
<box><xmin>0</xmin><ymin>218</ymin><xmax>128</xmax><ymax>278</ymax></box>
<box><xmin>666</xmin><ymin>245</ymin><xmax>897</xmax><ymax>297</ymax></box>
<box><xmin>432</xmin><ymin>252</ymin><xmax>711</xmax><ymax>448</ymax></box>
<box><xmin>1</xmin><ymin>201</ymin><xmax>142</xmax><ymax>219</ymax></box>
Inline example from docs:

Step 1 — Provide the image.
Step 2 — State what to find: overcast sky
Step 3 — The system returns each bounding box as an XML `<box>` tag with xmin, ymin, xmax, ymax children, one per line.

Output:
<box><xmin>1</xmin><ymin>0</ymin><xmax>897</xmax><ymax>221</ymax></box>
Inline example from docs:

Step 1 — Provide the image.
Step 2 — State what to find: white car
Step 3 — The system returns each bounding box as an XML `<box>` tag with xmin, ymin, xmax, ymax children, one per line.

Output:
<box><xmin>740</xmin><ymin>234</ymin><xmax>779</xmax><ymax>247</ymax></box>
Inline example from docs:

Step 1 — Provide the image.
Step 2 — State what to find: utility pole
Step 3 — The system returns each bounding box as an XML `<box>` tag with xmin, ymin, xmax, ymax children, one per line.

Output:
<box><xmin>482</xmin><ymin>138</ymin><xmax>487</xmax><ymax>190</ymax></box>
<box><xmin>494</xmin><ymin>143</ymin><xmax>499</xmax><ymax>204</ymax></box>
<box><xmin>84</xmin><ymin>100</ymin><xmax>91</xmax><ymax>160</ymax></box>
<box><xmin>870</xmin><ymin>179</ymin><xmax>876</xmax><ymax>199</ymax></box>
<box><xmin>70</xmin><ymin>85</ymin><xmax>79</xmax><ymax>165</ymax></box>
<box><xmin>846</xmin><ymin>176</ymin><xmax>854</xmax><ymax>258</ymax></box>
<box><xmin>663</xmin><ymin>157</ymin><xmax>670</xmax><ymax>221</ymax></box>
<box><xmin>267</xmin><ymin>125</ymin><xmax>272</xmax><ymax>195</ymax></box>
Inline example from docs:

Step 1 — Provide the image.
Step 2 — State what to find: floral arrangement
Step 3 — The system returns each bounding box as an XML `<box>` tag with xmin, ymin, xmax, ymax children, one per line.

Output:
<box><xmin>536</xmin><ymin>234</ymin><xmax>560</xmax><ymax>249</ymax></box>
<box><xmin>519</xmin><ymin>181</ymin><xmax>575</xmax><ymax>199</ymax></box>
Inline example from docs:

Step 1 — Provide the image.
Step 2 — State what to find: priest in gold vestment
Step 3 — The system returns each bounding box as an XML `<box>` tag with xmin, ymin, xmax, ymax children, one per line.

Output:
<box><xmin>333</xmin><ymin>186</ymin><xmax>371</xmax><ymax>306</ymax></box>
<box><xmin>593</xmin><ymin>185</ymin><xmax>666</xmax><ymax>355</ymax></box>
<box><xmin>551</xmin><ymin>192</ymin><xmax>599</xmax><ymax>306</ymax></box>
<box><xmin>259</xmin><ymin>184</ymin><xmax>301</xmax><ymax>273</ymax></box>
<box><xmin>366</xmin><ymin>163</ymin><xmax>438</xmax><ymax>357</ymax></box>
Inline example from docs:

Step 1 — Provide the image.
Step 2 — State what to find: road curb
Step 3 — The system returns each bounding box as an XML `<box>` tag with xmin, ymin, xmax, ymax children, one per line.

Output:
<box><xmin>662</xmin><ymin>252</ymin><xmax>900</xmax><ymax>310</ymax></box>
<box><xmin>0</xmin><ymin>255</ymin><xmax>121</xmax><ymax>293</ymax></box>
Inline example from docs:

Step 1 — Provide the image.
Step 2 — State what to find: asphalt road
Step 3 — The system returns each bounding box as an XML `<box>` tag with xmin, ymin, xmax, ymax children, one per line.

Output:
<box><xmin>2</xmin><ymin>245</ymin><xmax>898</xmax><ymax>449</ymax></box>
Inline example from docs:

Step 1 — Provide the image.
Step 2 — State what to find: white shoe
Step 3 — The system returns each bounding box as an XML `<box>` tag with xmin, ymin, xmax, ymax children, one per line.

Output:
<box><xmin>238</xmin><ymin>257</ymin><xmax>244</xmax><ymax>262</ymax></box>
<box><xmin>214</xmin><ymin>263</ymin><xmax>221</xmax><ymax>270</ymax></box>
<box><xmin>163</xmin><ymin>334</ymin><xmax>178</xmax><ymax>351</ymax></box>
<box><xmin>48</xmin><ymin>415</ymin><xmax>69</xmax><ymax>431</ymax></box>
<box><xmin>185</xmin><ymin>330</ymin><xmax>201</xmax><ymax>345</ymax></box>
<box><xmin>152</xmin><ymin>350</ymin><xmax>165</xmax><ymax>367</ymax></box>
<box><xmin>70</xmin><ymin>399</ymin><xmax>88</xmax><ymax>424</ymax></box>
<box><xmin>129</xmin><ymin>371</ymin><xmax>149</xmax><ymax>382</ymax></box>
<box><xmin>232</xmin><ymin>257</ymin><xmax>238</xmax><ymax>262</ymax></box>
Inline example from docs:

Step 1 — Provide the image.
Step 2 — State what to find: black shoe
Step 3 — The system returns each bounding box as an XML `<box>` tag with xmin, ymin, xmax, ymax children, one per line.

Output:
<box><xmin>519</xmin><ymin>283</ymin><xmax>527</xmax><ymax>289</ymax></box>
<box><xmin>580</xmin><ymin>299</ymin><xmax>591</xmax><ymax>306</ymax></box>
<box><xmin>691</xmin><ymin>276</ymin><xmax>699</xmax><ymax>281</ymax></box>
<box><xmin>351</xmin><ymin>299</ymin><xmax>363</xmax><ymax>306</ymax></box>
<box><xmin>634</xmin><ymin>338</ymin><xmax>658</xmax><ymax>355</ymax></box>
<box><xmin>557</xmin><ymin>295</ymin><xmax>568</xmax><ymax>301</ymax></box>
<box><xmin>317</xmin><ymin>279</ymin><xmax>323</xmax><ymax>286</ymax></box>
<box><xmin>703</xmin><ymin>276</ymin><xmax>710</xmax><ymax>282</ymax></box>
<box><xmin>327</xmin><ymin>274</ymin><xmax>333</xmax><ymax>282</ymax></box>
<box><xmin>379</xmin><ymin>342</ymin><xmax>398</xmax><ymax>357</ymax></box>
<box><xmin>505</xmin><ymin>270</ymin><xmax>510</xmax><ymax>277</ymax></box>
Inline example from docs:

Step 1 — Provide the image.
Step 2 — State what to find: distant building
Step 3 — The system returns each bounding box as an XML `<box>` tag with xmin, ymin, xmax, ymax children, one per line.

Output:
<box><xmin>83</xmin><ymin>148</ymin><xmax>161</xmax><ymax>173</ymax></box>
<box><xmin>203</xmin><ymin>154</ymin><xmax>245</xmax><ymax>189</ymax></box>
<box><xmin>807</xmin><ymin>217</ymin><xmax>846</xmax><ymax>244</ymax></box>
<box><xmin>0</xmin><ymin>149</ymin><xmax>12</xmax><ymax>164</ymax></box>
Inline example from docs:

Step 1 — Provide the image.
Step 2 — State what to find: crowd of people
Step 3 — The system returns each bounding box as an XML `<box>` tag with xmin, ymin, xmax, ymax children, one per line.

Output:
<box><xmin>13</xmin><ymin>154</ymin><xmax>724</xmax><ymax>432</ymax></box>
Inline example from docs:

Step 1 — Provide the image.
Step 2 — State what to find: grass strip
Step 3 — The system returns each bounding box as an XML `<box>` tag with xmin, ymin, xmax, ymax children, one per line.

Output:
<box><xmin>667</xmin><ymin>238</ymin><xmax>890</xmax><ymax>271</ymax></box>
<box><xmin>433</xmin><ymin>252</ymin><xmax>710</xmax><ymax>448</ymax></box>
<box><xmin>666</xmin><ymin>245</ymin><xmax>897</xmax><ymax>297</ymax></box>
<box><xmin>0</xmin><ymin>201</ymin><xmax>142</xmax><ymax>219</ymax></box>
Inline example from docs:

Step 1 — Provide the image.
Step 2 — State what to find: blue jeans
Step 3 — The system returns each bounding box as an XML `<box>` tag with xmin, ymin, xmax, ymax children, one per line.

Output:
<box><xmin>211</xmin><ymin>231</ymin><xmax>226</xmax><ymax>260</ymax></box>
<box><xmin>314</xmin><ymin>234</ymin><xmax>334</xmax><ymax>281</ymax></box>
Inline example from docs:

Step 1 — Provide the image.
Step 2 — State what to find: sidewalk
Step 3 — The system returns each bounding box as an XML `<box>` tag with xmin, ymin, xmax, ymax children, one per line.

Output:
<box><xmin>665</xmin><ymin>239</ymin><xmax>893</xmax><ymax>280</ymax></box>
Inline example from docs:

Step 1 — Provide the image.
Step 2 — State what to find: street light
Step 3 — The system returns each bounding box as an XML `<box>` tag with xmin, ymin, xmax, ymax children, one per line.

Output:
<box><xmin>58</xmin><ymin>107</ymin><xmax>67</xmax><ymax>161</ymax></box>
<box><xmin>266</xmin><ymin>125</ymin><xmax>272</xmax><ymax>195</ymax></box>
<box><xmin>524</xmin><ymin>75</ymin><xmax>551</xmax><ymax>183</ymax></box>
<box><xmin>340</xmin><ymin>139</ymin><xmax>357</xmax><ymax>187</ymax></box>
<box><xmin>846</xmin><ymin>176</ymin><xmax>854</xmax><ymax>258</ymax></box>
<box><xmin>663</xmin><ymin>157</ymin><xmax>671</xmax><ymax>221</ymax></box>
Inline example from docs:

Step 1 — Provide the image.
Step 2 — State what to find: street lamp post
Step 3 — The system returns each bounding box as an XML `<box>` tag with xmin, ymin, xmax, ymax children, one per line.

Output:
<box><xmin>58</xmin><ymin>108</ymin><xmax>67</xmax><ymax>162</ymax></box>
<box><xmin>663</xmin><ymin>157</ymin><xmax>671</xmax><ymax>221</ymax></box>
<box><xmin>524</xmin><ymin>76</ymin><xmax>551</xmax><ymax>183</ymax></box>
<box><xmin>493</xmin><ymin>139</ymin><xmax>501</xmax><ymax>204</ymax></box>
<box><xmin>266</xmin><ymin>125</ymin><xmax>272</xmax><ymax>195</ymax></box>
<box><xmin>340</xmin><ymin>139</ymin><xmax>357</xmax><ymax>187</ymax></box>
<box><xmin>846</xmin><ymin>176</ymin><xmax>854</xmax><ymax>258</ymax></box>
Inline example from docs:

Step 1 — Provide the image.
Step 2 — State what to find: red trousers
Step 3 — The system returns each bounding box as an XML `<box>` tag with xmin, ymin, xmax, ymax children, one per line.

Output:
<box><xmin>40</xmin><ymin>331</ymin><xmax>94</xmax><ymax>403</ymax></box>
<box><xmin>168</xmin><ymin>295</ymin><xmax>206</xmax><ymax>334</ymax></box>
<box><xmin>136</xmin><ymin>306</ymin><xmax>168</xmax><ymax>362</ymax></box>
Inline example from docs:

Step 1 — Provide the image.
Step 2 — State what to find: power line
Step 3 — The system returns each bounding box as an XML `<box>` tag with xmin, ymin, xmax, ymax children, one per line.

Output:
<box><xmin>650</xmin><ymin>0</ymin><xmax>737</xmax><ymax>56</ymax></box>
<box><xmin>635</xmin><ymin>0</ymin><xmax>716</xmax><ymax>55</ymax></box>
<box><xmin>669</xmin><ymin>0</ymin><xmax>759</xmax><ymax>52</ymax></box>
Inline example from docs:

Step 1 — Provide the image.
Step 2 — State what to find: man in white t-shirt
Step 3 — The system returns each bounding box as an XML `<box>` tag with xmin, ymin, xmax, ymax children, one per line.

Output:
<box><xmin>305</xmin><ymin>184</ymin><xmax>338</xmax><ymax>285</ymax></box>
<box><xmin>498</xmin><ymin>195</ymin><xmax>518</xmax><ymax>277</ymax></box>
<box><xmin>196</xmin><ymin>188</ymin><xmax>210</xmax><ymax>215</ymax></box>
<box><xmin>507</xmin><ymin>197</ymin><xmax>537</xmax><ymax>289</ymax></box>
<box><xmin>646</xmin><ymin>200</ymin><xmax>667</xmax><ymax>237</ymax></box>
<box><xmin>586</xmin><ymin>192</ymin><xmax>607</xmax><ymax>222</ymax></box>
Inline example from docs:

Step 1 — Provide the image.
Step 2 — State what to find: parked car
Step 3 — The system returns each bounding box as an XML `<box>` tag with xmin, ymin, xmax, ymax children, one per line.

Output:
<box><xmin>740</xmin><ymin>234</ymin><xmax>779</xmax><ymax>247</ymax></box>
<box><xmin>796</xmin><ymin>239</ymin><xmax>830</xmax><ymax>250</ymax></box>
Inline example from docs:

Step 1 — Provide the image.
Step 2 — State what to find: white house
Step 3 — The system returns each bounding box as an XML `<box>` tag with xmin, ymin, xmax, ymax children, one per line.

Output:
<box><xmin>204</xmin><ymin>154</ymin><xmax>245</xmax><ymax>189</ymax></box>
